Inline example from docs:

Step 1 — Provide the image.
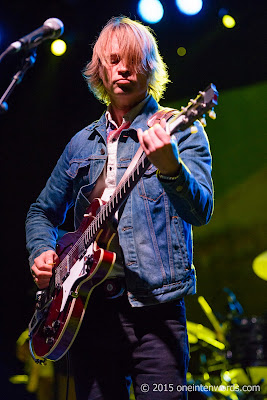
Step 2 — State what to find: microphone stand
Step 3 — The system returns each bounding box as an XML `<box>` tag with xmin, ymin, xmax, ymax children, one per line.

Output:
<box><xmin>0</xmin><ymin>49</ymin><xmax>37</xmax><ymax>114</ymax></box>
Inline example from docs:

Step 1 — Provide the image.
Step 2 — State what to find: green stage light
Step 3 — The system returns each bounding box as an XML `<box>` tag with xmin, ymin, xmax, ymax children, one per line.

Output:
<box><xmin>177</xmin><ymin>47</ymin><xmax>186</xmax><ymax>56</ymax></box>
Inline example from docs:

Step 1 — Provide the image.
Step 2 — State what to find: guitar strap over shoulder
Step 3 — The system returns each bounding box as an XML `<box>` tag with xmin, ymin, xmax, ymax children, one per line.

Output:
<box><xmin>147</xmin><ymin>107</ymin><xmax>180</xmax><ymax>128</ymax></box>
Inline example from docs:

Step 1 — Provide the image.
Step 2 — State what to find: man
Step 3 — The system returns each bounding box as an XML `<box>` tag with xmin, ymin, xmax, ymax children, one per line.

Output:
<box><xmin>26</xmin><ymin>16</ymin><xmax>214</xmax><ymax>400</ymax></box>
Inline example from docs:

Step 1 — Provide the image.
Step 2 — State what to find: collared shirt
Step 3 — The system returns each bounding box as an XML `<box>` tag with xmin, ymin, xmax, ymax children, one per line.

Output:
<box><xmin>88</xmin><ymin>95</ymin><xmax>150</xmax><ymax>278</ymax></box>
<box><xmin>88</xmin><ymin>95</ymin><xmax>150</xmax><ymax>204</ymax></box>
<box><xmin>102</xmin><ymin>95</ymin><xmax>150</xmax><ymax>202</ymax></box>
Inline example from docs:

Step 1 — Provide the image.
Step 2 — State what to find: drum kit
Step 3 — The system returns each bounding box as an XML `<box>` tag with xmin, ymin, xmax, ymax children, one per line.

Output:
<box><xmin>186</xmin><ymin>282</ymin><xmax>267</xmax><ymax>400</ymax></box>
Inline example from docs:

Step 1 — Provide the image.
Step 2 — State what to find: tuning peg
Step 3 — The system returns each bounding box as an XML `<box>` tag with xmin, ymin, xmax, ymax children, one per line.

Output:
<box><xmin>208</xmin><ymin>108</ymin><xmax>216</xmax><ymax>120</ymax></box>
<box><xmin>190</xmin><ymin>124</ymin><xmax>198</xmax><ymax>134</ymax></box>
<box><xmin>200</xmin><ymin>116</ymin><xmax>207</xmax><ymax>127</ymax></box>
<box><xmin>189</xmin><ymin>98</ymin><xmax>197</xmax><ymax>105</ymax></box>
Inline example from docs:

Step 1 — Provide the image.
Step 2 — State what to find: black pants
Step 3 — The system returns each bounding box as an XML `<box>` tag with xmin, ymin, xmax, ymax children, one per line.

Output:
<box><xmin>70</xmin><ymin>286</ymin><xmax>189</xmax><ymax>400</ymax></box>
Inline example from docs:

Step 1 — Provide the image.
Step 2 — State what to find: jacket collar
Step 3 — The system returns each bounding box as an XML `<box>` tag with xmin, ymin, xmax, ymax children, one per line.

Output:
<box><xmin>90</xmin><ymin>95</ymin><xmax>159</xmax><ymax>142</ymax></box>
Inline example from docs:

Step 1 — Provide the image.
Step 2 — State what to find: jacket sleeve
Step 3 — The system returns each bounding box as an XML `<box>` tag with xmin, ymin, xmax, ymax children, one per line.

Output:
<box><xmin>158</xmin><ymin>120</ymin><xmax>214</xmax><ymax>226</ymax></box>
<box><xmin>25</xmin><ymin>141</ymin><xmax>74</xmax><ymax>267</ymax></box>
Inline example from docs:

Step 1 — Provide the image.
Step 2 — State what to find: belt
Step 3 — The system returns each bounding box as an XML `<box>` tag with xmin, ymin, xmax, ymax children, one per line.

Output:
<box><xmin>99</xmin><ymin>278</ymin><xmax>126</xmax><ymax>300</ymax></box>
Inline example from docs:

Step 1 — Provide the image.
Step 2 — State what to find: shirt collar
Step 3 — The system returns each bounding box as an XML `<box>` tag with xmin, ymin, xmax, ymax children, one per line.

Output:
<box><xmin>105</xmin><ymin>95</ymin><xmax>151</xmax><ymax>129</ymax></box>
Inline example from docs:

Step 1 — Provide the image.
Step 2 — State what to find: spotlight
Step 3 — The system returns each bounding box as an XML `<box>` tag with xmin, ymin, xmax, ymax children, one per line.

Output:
<box><xmin>252</xmin><ymin>251</ymin><xmax>267</xmax><ymax>281</ymax></box>
<box><xmin>138</xmin><ymin>0</ymin><xmax>164</xmax><ymax>24</ymax></box>
<box><xmin>51</xmin><ymin>39</ymin><xmax>67</xmax><ymax>56</ymax></box>
<box><xmin>177</xmin><ymin>47</ymin><xmax>186</xmax><ymax>56</ymax></box>
<box><xmin>222</xmin><ymin>14</ymin><xmax>236</xmax><ymax>29</ymax></box>
<box><xmin>176</xmin><ymin>0</ymin><xmax>203</xmax><ymax>16</ymax></box>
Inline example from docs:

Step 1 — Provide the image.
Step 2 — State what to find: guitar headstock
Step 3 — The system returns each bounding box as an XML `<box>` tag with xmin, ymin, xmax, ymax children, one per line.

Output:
<box><xmin>169</xmin><ymin>83</ymin><xmax>219</xmax><ymax>134</ymax></box>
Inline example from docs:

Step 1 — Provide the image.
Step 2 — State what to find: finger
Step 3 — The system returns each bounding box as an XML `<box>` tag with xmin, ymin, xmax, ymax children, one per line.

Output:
<box><xmin>52</xmin><ymin>251</ymin><xmax>59</xmax><ymax>264</ymax></box>
<box><xmin>34</xmin><ymin>277</ymin><xmax>50</xmax><ymax>289</ymax></box>
<box><xmin>31</xmin><ymin>264</ymin><xmax>39</xmax><ymax>276</ymax></box>
<box><xmin>160</xmin><ymin>118</ymin><xmax>166</xmax><ymax>129</ymax></box>
<box><xmin>45</xmin><ymin>250</ymin><xmax>58</xmax><ymax>266</ymax></box>
<box><xmin>137</xmin><ymin>128</ymin><xmax>145</xmax><ymax>147</ymax></box>
<box><xmin>34</xmin><ymin>251</ymin><xmax>57</xmax><ymax>270</ymax></box>
<box><xmin>33</xmin><ymin>262</ymin><xmax>53</xmax><ymax>273</ymax></box>
<box><xmin>33</xmin><ymin>270</ymin><xmax>53</xmax><ymax>280</ymax></box>
<box><xmin>31</xmin><ymin>267</ymin><xmax>37</xmax><ymax>279</ymax></box>
<box><xmin>137</xmin><ymin>128</ymin><xmax>151</xmax><ymax>156</ymax></box>
<box><xmin>152</xmin><ymin>123</ymin><xmax>171</xmax><ymax>144</ymax></box>
<box><xmin>32</xmin><ymin>269</ymin><xmax>51</xmax><ymax>288</ymax></box>
<box><xmin>142</xmin><ymin>127</ymin><xmax>164</xmax><ymax>152</ymax></box>
<box><xmin>31</xmin><ymin>263</ymin><xmax>53</xmax><ymax>278</ymax></box>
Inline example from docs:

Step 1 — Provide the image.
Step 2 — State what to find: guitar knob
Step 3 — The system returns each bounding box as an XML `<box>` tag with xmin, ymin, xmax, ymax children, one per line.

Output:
<box><xmin>46</xmin><ymin>337</ymin><xmax>55</xmax><ymax>345</ymax></box>
<box><xmin>43</xmin><ymin>325</ymin><xmax>53</xmax><ymax>335</ymax></box>
<box><xmin>52</xmin><ymin>320</ymin><xmax>60</xmax><ymax>331</ymax></box>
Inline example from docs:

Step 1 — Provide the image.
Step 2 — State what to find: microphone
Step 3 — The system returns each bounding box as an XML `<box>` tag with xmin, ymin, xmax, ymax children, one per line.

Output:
<box><xmin>6</xmin><ymin>18</ymin><xmax>64</xmax><ymax>54</ymax></box>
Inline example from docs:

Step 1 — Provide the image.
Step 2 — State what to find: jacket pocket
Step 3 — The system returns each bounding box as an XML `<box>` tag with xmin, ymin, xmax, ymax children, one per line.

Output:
<box><xmin>66</xmin><ymin>157</ymin><xmax>91</xmax><ymax>179</ymax></box>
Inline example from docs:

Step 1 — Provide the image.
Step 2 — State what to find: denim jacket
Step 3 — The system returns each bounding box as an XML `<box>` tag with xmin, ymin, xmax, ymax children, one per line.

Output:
<box><xmin>26</xmin><ymin>96</ymin><xmax>213</xmax><ymax>307</ymax></box>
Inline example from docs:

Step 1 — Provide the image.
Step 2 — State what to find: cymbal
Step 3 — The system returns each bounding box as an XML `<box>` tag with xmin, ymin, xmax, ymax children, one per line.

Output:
<box><xmin>187</xmin><ymin>321</ymin><xmax>225</xmax><ymax>350</ymax></box>
<box><xmin>252</xmin><ymin>251</ymin><xmax>267</xmax><ymax>281</ymax></box>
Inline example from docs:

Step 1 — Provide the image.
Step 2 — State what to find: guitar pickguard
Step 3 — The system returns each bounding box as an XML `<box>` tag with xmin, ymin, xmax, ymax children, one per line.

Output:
<box><xmin>59</xmin><ymin>243</ymin><xmax>93</xmax><ymax>312</ymax></box>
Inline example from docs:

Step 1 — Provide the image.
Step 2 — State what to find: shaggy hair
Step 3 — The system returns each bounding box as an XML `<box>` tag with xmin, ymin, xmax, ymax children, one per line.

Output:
<box><xmin>83</xmin><ymin>16</ymin><xmax>170</xmax><ymax>104</ymax></box>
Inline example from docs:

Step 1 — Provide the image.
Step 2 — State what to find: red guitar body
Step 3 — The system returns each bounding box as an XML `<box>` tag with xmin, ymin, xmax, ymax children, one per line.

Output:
<box><xmin>29</xmin><ymin>199</ymin><xmax>116</xmax><ymax>362</ymax></box>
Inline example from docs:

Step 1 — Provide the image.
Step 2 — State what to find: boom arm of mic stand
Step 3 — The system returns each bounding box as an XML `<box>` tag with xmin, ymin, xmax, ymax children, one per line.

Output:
<box><xmin>0</xmin><ymin>50</ymin><xmax>37</xmax><ymax>114</ymax></box>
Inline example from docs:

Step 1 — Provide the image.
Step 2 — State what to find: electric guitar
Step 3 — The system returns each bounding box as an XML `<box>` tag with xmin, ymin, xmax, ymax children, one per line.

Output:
<box><xmin>28</xmin><ymin>84</ymin><xmax>218</xmax><ymax>363</ymax></box>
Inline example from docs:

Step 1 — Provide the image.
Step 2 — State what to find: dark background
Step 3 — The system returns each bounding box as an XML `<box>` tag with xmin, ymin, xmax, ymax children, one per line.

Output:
<box><xmin>0</xmin><ymin>0</ymin><xmax>266</xmax><ymax>397</ymax></box>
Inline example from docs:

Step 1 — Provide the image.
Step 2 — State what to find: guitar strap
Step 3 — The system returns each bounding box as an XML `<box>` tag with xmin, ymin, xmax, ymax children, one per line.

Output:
<box><xmin>147</xmin><ymin>107</ymin><xmax>179</xmax><ymax>128</ymax></box>
<box><xmin>117</xmin><ymin>107</ymin><xmax>180</xmax><ymax>185</ymax></box>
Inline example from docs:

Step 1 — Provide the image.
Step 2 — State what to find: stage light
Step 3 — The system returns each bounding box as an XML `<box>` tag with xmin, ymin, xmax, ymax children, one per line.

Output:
<box><xmin>138</xmin><ymin>0</ymin><xmax>164</xmax><ymax>24</ymax></box>
<box><xmin>222</xmin><ymin>371</ymin><xmax>232</xmax><ymax>383</ymax></box>
<box><xmin>252</xmin><ymin>251</ymin><xmax>267</xmax><ymax>281</ymax></box>
<box><xmin>176</xmin><ymin>0</ymin><xmax>203</xmax><ymax>16</ymax></box>
<box><xmin>222</xmin><ymin>15</ymin><xmax>236</xmax><ymax>29</ymax></box>
<box><xmin>203</xmin><ymin>372</ymin><xmax>210</xmax><ymax>381</ymax></box>
<box><xmin>51</xmin><ymin>39</ymin><xmax>67</xmax><ymax>56</ymax></box>
<box><xmin>177</xmin><ymin>47</ymin><xmax>186</xmax><ymax>56</ymax></box>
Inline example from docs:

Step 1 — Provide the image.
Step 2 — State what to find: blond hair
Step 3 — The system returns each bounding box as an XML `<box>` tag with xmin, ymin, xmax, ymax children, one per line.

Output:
<box><xmin>83</xmin><ymin>16</ymin><xmax>170</xmax><ymax>104</ymax></box>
